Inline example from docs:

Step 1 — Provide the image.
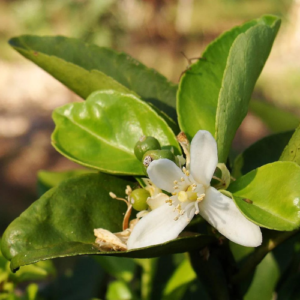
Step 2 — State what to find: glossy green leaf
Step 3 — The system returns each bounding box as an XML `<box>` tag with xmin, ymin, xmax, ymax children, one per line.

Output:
<box><xmin>1</xmin><ymin>173</ymin><xmax>214</xmax><ymax>272</ymax></box>
<box><xmin>0</xmin><ymin>240</ymin><xmax>55</xmax><ymax>284</ymax></box>
<box><xmin>232</xmin><ymin>131</ymin><xmax>293</xmax><ymax>178</ymax></box>
<box><xmin>229</xmin><ymin>162</ymin><xmax>300</xmax><ymax>230</ymax></box>
<box><xmin>280</xmin><ymin>125</ymin><xmax>300</xmax><ymax>165</ymax></box>
<box><xmin>9</xmin><ymin>35</ymin><xmax>177</xmax><ymax>120</ymax></box>
<box><xmin>249</xmin><ymin>99</ymin><xmax>300</xmax><ymax>133</ymax></box>
<box><xmin>162</xmin><ymin>258</ymin><xmax>196</xmax><ymax>300</ymax></box>
<box><xmin>52</xmin><ymin>90</ymin><xmax>180</xmax><ymax>175</ymax></box>
<box><xmin>178</xmin><ymin>15</ymin><xmax>281</xmax><ymax>162</ymax></box>
<box><xmin>37</xmin><ymin>169</ymin><xmax>94</xmax><ymax>196</ymax></box>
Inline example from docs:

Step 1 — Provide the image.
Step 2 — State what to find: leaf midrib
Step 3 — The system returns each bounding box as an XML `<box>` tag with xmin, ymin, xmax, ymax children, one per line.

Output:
<box><xmin>55</xmin><ymin>112</ymin><xmax>134</xmax><ymax>156</ymax></box>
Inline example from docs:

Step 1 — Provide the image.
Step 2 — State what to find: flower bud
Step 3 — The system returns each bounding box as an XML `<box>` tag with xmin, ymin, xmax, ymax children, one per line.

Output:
<box><xmin>142</xmin><ymin>149</ymin><xmax>176</xmax><ymax>170</ymax></box>
<box><xmin>134</xmin><ymin>136</ymin><xmax>161</xmax><ymax>161</ymax></box>
<box><xmin>130</xmin><ymin>188</ymin><xmax>150</xmax><ymax>211</ymax></box>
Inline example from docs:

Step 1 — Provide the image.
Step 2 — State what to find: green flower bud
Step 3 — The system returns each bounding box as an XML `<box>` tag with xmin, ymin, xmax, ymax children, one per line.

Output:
<box><xmin>134</xmin><ymin>136</ymin><xmax>161</xmax><ymax>161</ymax></box>
<box><xmin>130</xmin><ymin>188</ymin><xmax>150</xmax><ymax>211</ymax></box>
<box><xmin>142</xmin><ymin>149</ymin><xmax>176</xmax><ymax>170</ymax></box>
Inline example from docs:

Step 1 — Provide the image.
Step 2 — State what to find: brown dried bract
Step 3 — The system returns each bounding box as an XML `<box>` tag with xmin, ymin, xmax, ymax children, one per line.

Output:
<box><xmin>94</xmin><ymin>219</ymin><xmax>139</xmax><ymax>251</ymax></box>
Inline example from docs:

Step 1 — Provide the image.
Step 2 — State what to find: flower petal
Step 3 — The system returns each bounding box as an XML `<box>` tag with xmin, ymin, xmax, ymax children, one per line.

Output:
<box><xmin>199</xmin><ymin>187</ymin><xmax>262</xmax><ymax>247</ymax></box>
<box><xmin>147</xmin><ymin>159</ymin><xmax>185</xmax><ymax>192</ymax></box>
<box><xmin>127</xmin><ymin>203</ymin><xmax>191</xmax><ymax>249</ymax></box>
<box><xmin>190</xmin><ymin>130</ymin><xmax>218</xmax><ymax>186</ymax></box>
<box><xmin>147</xmin><ymin>193</ymin><xmax>169</xmax><ymax>210</ymax></box>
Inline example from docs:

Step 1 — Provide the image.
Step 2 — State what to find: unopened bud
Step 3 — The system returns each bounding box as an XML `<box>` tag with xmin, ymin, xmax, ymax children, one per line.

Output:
<box><xmin>134</xmin><ymin>136</ymin><xmax>161</xmax><ymax>161</ymax></box>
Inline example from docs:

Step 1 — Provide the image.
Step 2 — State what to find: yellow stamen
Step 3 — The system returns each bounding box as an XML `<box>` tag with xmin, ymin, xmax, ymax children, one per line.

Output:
<box><xmin>178</xmin><ymin>191</ymin><xmax>188</xmax><ymax>202</ymax></box>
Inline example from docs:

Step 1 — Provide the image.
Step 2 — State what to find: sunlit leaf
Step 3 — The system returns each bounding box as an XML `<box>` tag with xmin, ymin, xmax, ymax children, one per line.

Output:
<box><xmin>52</xmin><ymin>91</ymin><xmax>180</xmax><ymax>175</ymax></box>
<box><xmin>9</xmin><ymin>35</ymin><xmax>177</xmax><ymax>120</ymax></box>
<box><xmin>229</xmin><ymin>162</ymin><xmax>300</xmax><ymax>230</ymax></box>
<box><xmin>178</xmin><ymin>15</ymin><xmax>281</xmax><ymax>162</ymax></box>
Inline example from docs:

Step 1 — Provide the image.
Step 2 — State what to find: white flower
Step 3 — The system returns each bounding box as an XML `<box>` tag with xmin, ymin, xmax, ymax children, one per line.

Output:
<box><xmin>127</xmin><ymin>130</ymin><xmax>262</xmax><ymax>249</ymax></box>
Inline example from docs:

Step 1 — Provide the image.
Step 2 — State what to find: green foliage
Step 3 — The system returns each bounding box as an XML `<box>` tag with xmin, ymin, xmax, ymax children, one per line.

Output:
<box><xmin>161</xmin><ymin>258</ymin><xmax>196</xmax><ymax>300</ymax></box>
<box><xmin>229</xmin><ymin>162</ymin><xmax>300</xmax><ymax>230</ymax></box>
<box><xmin>280</xmin><ymin>124</ymin><xmax>300</xmax><ymax>164</ymax></box>
<box><xmin>249</xmin><ymin>99</ymin><xmax>300</xmax><ymax>133</ymax></box>
<box><xmin>106</xmin><ymin>280</ymin><xmax>138</xmax><ymax>300</ymax></box>
<box><xmin>52</xmin><ymin>90</ymin><xmax>180</xmax><ymax>175</ymax></box>
<box><xmin>9</xmin><ymin>35</ymin><xmax>178</xmax><ymax>120</ymax></box>
<box><xmin>1</xmin><ymin>172</ymin><xmax>214</xmax><ymax>272</ymax></box>
<box><xmin>4</xmin><ymin>13</ymin><xmax>300</xmax><ymax>300</ymax></box>
<box><xmin>177</xmin><ymin>15</ymin><xmax>280</xmax><ymax>162</ymax></box>
<box><xmin>37</xmin><ymin>169</ymin><xmax>93</xmax><ymax>196</ymax></box>
<box><xmin>232</xmin><ymin>131</ymin><xmax>293</xmax><ymax>178</ymax></box>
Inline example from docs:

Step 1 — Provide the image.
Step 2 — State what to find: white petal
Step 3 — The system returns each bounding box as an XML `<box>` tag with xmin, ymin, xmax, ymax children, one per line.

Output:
<box><xmin>190</xmin><ymin>130</ymin><xmax>218</xmax><ymax>186</ymax></box>
<box><xmin>127</xmin><ymin>203</ymin><xmax>191</xmax><ymax>249</ymax></box>
<box><xmin>147</xmin><ymin>159</ymin><xmax>185</xmax><ymax>192</ymax></box>
<box><xmin>199</xmin><ymin>187</ymin><xmax>262</xmax><ymax>247</ymax></box>
<box><xmin>147</xmin><ymin>193</ymin><xmax>169</xmax><ymax>210</ymax></box>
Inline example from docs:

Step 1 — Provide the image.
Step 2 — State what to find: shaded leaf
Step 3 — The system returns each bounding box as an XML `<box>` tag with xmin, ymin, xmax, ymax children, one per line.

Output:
<box><xmin>162</xmin><ymin>258</ymin><xmax>196</xmax><ymax>300</ymax></box>
<box><xmin>1</xmin><ymin>173</ymin><xmax>214</xmax><ymax>272</ymax></box>
<box><xmin>280</xmin><ymin>125</ymin><xmax>300</xmax><ymax>165</ymax></box>
<box><xmin>94</xmin><ymin>256</ymin><xmax>136</xmax><ymax>282</ymax></box>
<box><xmin>178</xmin><ymin>15</ymin><xmax>281</xmax><ymax>162</ymax></box>
<box><xmin>229</xmin><ymin>162</ymin><xmax>300</xmax><ymax>230</ymax></box>
<box><xmin>106</xmin><ymin>280</ymin><xmax>137</xmax><ymax>300</ymax></box>
<box><xmin>37</xmin><ymin>169</ymin><xmax>94</xmax><ymax>196</ymax></box>
<box><xmin>232</xmin><ymin>131</ymin><xmax>293</xmax><ymax>178</ymax></box>
<box><xmin>52</xmin><ymin>90</ymin><xmax>180</xmax><ymax>175</ymax></box>
<box><xmin>249</xmin><ymin>99</ymin><xmax>300</xmax><ymax>133</ymax></box>
<box><xmin>243</xmin><ymin>253</ymin><xmax>279</xmax><ymax>300</ymax></box>
<box><xmin>9</xmin><ymin>35</ymin><xmax>177</xmax><ymax>120</ymax></box>
<box><xmin>40</xmin><ymin>256</ymin><xmax>105</xmax><ymax>300</ymax></box>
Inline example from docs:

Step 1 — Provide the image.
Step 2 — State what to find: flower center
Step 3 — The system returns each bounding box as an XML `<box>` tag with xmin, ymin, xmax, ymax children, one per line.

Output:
<box><xmin>178</xmin><ymin>189</ymin><xmax>198</xmax><ymax>202</ymax></box>
<box><xmin>167</xmin><ymin>172</ymin><xmax>207</xmax><ymax>222</ymax></box>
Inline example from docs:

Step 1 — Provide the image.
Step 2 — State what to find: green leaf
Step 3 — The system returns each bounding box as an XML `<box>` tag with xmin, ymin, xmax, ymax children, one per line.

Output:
<box><xmin>94</xmin><ymin>256</ymin><xmax>136</xmax><ymax>282</ymax></box>
<box><xmin>162</xmin><ymin>258</ymin><xmax>196</xmax><ymax>300</ymax></box>
<box><xmin>249</xmin><ymin>99</ymin><xmax>300</xmax><ymax>133</ymax></box>
<box><xmin>177</xmin><ymin>15</ymin><xmax>281</xmax><ymax>162</ymax></box>
<box><xmin>37</xmin><ymin>169</ymin><xmax>94</xmax><ymax>196</ymax></box>
<box><xmin>52</xmin><ymin>90</ymin><xmax>180</xmax><ymax>175</ymax></box>
<box><xmin>1</xmin><ymin>173</ymin><xmax>214</xmax><ymax>272</ymax></box>
<box><xmin>243</xmin><ymin>253</ymin><xmax>280</xmax><ymax>300</ymax></box>
<box><xmin>9</xmin><ymin>35</ymin><xmax>177</xmax><ymax>120</ymax></box>
<box><xmin>106</xmin><ymin>280</ymin><xmax>137</xmax><ymax>300</ymax></box>
<box><xmin>0</xmin><ymin>240</ymin><xmax>55</xmax><ymax>284</ymax></box>
<box><xmin>232</xmin><ymin>131</ymin><xmax>293</xmax><ymax>178</ymax></box>
<box><xmin>40</xmin><ymin>256</ymin><xmax>105</xmax><ymax>300</ymax></box>
<box><xmin>229</xmin><ymin>162</ymin><xmax>300</xmax><ymax>230</ymax></box>
<box><xmin>25</xmin><ymin>283</ymin><xmax>39</xmax><ymax>300</ymax></box>
<box><xmin>280</xmin><ymin>125</ymin><xmax>300</xmax><ymax>165</ymax></box>
<box><xmin>8</xmin><ymin>260</ymin><xmax>56</xmax><ymax>284</ymax></box>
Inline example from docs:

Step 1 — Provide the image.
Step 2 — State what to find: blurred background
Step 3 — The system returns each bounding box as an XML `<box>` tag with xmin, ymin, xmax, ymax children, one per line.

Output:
<box><xmin>1</xmin><ymin>0</ymin><xmax>300</xmax><ymax>298</ymax></box>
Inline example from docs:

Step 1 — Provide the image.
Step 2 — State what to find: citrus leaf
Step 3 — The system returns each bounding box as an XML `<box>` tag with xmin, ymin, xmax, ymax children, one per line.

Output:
<box><xmin>37</xmin><ymin>169</ymin><xmax>94</xmax><ymax>196</ymax></box>
<box><xmin>178</xmin><ymin>15</ymin><xmax>281</xmax><ymax>162</ymax></box>
<box><xmin>229</xmin><ymin>162</ymin><xmax>300</xmax><ymax>230</ymax></box>
<box><xmin>280</xmin><ymin>125</ymin><xmax>300</xmax><ymax>165</ymax></box>
<box><xmin>1</xmin><ymin>173</ymin><xmax>214</xmax><ymax>272</ymax></box>
<box><xmin>52</xmin><ymin>90</ymin><xmax>181</xmax><ymax>175</ymax></box>
<box><xmin>249</xmin><ymin>99</ymin><xmax>300</xmax><ymax>133</ymax></box>
<box><xmin>232</xmin><ymin>131</ymin><xmax>293</xmax><ymax>178</ymax></box>
<box><xmin>9</xmin><ymin>35</ymin><xmax>177</xmax><ymax>120</ymax></box>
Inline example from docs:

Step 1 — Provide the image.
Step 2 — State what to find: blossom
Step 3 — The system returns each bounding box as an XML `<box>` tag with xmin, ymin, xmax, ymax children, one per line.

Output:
<box><xmin>127</xmin><ymin>130</ymin><xmax>262</xmax><ymax>249</ymax></box>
